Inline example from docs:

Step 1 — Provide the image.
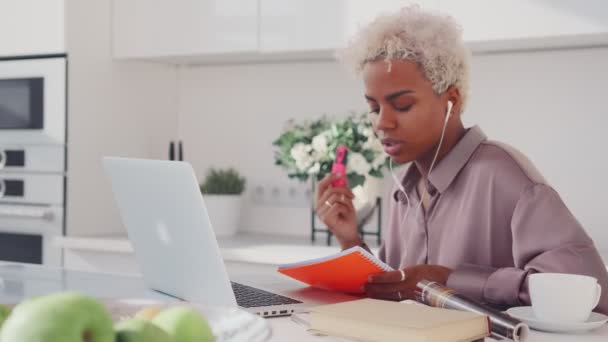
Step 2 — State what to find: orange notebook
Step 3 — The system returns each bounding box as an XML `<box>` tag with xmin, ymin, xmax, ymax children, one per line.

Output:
<box><xmin>277</xmin><ymin>246</ymin><xmax>393</xmax><ymax>294</ymax></box>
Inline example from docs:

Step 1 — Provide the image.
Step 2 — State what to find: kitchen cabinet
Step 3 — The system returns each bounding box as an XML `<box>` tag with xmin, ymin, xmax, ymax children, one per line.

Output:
<box><xmin>112</xmin><ymin>0</ymin><xmax>608</xmax><ymax>64</ymax></box>
<box><xmin>261</xmin><ymin>0</ymin><xmax>608</xmax><ymax>54</ymax></box>
<box><xmin>113</xmin><ymin>0</ymin><xmax>439</xmax><ymax>61</ymax></box>
<box><xmin>113</xmin><ymin>0</ymin><xmax>258</xmax><ymax>60</ymax></box>
<box><xmin>259</xmin><ymin>0</ymin><xmax>439</xmax><ymax>53</ymax></box>
<box><xmin>0</xmin><ymin>0</ymin><xmax>65</xmax><ymax>57</ymax></box>
<box><xmin>440</xmin><ymin>0</ymin><xmax>608</xmax><ymax>51</ymax></box>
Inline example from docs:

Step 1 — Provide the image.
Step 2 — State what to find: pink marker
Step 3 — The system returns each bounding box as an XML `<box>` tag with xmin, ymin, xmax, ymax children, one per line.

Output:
<box><xmin>331</xmin><ymin>146</ymin><xmax>348</xmax><ymax>187</ymax></box>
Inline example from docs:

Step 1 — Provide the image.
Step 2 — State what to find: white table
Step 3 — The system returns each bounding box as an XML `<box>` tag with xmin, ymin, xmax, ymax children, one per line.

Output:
<box><xmin>0</xmin><ymin>261</ymin><xmax>606</xmax><ymax>341</ymax></box>
<box><xmin>226</xmin><ymin>261</ymin><xmax>608</xmax><ymax>342</ymax></box>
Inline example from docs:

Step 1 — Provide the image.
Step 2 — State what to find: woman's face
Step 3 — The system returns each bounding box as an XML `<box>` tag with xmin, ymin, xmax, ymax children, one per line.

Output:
<box><xmin>363</xmin><ymin>59</ymin><xmax>457</xmax><ymax>165</ymax></box>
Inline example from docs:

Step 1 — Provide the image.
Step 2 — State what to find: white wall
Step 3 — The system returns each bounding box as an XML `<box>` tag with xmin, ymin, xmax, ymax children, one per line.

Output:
<box><xmin>177</xmin><ymin>62</ymin><xmax>372</xmax><ymax>238</ymax></box>
<box><xmin>65</xmin><ymin>0</ymin><xmax>177</xmax><ymax>236</ymax></box>
<box><xmin>177</xmin><ymin>48</ymin><xmax>608</xmax><ymax>257</ymax></box>
<box><xmin>464</xmin><ymin>47</ymin><xmax>608</xmax><ymax>257</ymax></box>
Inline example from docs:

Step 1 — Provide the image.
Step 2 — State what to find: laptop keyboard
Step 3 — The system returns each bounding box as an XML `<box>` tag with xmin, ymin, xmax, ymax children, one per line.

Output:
<box><xmin>231</xmin><ymin>282</ymin><xmax>303</xmax><ymax>308</ymax></box>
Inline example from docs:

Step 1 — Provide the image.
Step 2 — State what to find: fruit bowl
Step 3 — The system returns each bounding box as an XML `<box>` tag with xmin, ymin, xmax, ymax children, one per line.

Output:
<box><xmin>103</xmin><ymin>298</ymin><xmax>272</xmax><ymax>342</ymax></box>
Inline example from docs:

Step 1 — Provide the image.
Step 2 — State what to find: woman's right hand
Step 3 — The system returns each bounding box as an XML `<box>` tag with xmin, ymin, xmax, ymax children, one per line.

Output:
<box><xmin>314</xmin><ymin>173</ymin><xmax>361</xmax><ymax>250</ymax></box>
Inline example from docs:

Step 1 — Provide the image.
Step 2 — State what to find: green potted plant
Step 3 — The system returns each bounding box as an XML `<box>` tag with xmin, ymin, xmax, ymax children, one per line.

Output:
<box><xmin>200</xmin><ymin>168</ymin><xmax>246</xmax><ymax>237</ymax></box>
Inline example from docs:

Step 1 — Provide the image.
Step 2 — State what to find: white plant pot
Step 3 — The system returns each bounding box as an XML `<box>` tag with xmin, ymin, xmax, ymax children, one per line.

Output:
<box><xmin>202</xmin><ymin>194</ymin><xmax>242</xmax><ymax>237</ymax></box>
<box><xmin>352</xmin><ymin>176</ymin><xmax>383</xmax><ymax>224</ymax></box>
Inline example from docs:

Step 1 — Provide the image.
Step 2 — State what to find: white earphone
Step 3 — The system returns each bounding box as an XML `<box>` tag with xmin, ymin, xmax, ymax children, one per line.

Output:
<box><xmin>390</xmin><ymin>99</ymin><xmax>455</xmax><ymax>223</ymax></box>
<box><xmin>446</xmin><ymin>100</ymin><xmax>453</xmax><ymax>121</ymax></box>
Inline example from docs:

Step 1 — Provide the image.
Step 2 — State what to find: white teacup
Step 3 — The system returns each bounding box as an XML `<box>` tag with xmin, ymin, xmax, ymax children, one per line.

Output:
<box><xmin>529</xmin><ymin>273</ymin><xmax>602</xmax><ymax>323</ymax></box>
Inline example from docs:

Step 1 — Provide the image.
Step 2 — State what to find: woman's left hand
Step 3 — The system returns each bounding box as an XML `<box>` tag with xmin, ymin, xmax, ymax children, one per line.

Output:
<box><xmin>364</xmin><ymin>264</ymin><xmax>453</xmax><ymax>301</ymax></box>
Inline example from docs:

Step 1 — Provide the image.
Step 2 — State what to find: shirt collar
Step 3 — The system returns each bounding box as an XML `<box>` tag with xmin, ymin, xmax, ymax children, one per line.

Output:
<box><xmin>392</xmin><ymin>163</ymin><xmax>419</xmax><ymax>204</ymax></box>
<box><xmin>393</xmin><ymin>125</ymin><xmax>487</xmax><ymax>202</ymax></box>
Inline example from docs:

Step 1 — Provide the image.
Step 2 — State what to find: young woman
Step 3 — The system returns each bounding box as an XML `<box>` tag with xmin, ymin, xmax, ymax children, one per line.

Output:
<box><xmin>315</xmin><ymin>6</ymin><xmax>608</xmax><ymax>313</ymax></box>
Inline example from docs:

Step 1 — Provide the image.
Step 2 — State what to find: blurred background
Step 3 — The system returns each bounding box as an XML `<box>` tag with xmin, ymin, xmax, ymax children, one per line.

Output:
<box><xmin>0</xmin><ymin>0</ymin><xmax>607</xmax><ymax>274</ymax></box>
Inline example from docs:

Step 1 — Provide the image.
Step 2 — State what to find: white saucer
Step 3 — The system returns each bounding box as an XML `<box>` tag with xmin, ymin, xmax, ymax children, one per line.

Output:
<box><xmin>506</xmin><ymin>306</ymin><xmax>608</xmax><ymax>334</ymax></box>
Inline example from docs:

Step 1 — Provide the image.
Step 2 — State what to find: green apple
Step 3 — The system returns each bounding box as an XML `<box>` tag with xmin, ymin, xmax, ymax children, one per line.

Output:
<box><xmin>152</xmin><ymin>306</ymin><xmax>214</xmax><ymax>342</ymax></box>
<box><xmin>0</xmin><ymin>292</ymin><xmax>114</xmax><ymax>342</ymax></box>
<box><xmin>115</xmin><ymin>318</ymin><xmax>171</xmax><ymax>342</ymax></box>
<box><xmin>0</xmin><ymin>304</ymin><xmax>11</xmax><ymax>327</ymax></box>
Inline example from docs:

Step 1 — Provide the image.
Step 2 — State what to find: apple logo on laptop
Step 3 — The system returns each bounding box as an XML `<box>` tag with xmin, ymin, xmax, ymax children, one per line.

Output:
<box><xmin>155</xmin><ymin>221</ymin><xmax>172</xmax><ymax>245</ymax></box>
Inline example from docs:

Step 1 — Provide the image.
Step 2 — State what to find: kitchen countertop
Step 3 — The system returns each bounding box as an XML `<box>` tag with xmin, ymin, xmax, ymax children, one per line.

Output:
<box><xmin>54</xmin><ymin>233</ymin><xmax>381</xmax><ymax>265</ymax></box>
<box><xmin>55</xmin><ymin>235</ymin><xmax>134</xmax><ymax>253</ymax></box>
<box><xmin>55</xmin><ymin>233</ymin><xmax>608</xmax><ymax>267</ymax></box>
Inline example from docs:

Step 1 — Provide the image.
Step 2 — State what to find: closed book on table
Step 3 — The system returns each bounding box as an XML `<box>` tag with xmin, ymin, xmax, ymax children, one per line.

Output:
<box><xmin>306</xmin><ymin>298</ymin><xmax>490</xmax><ymax>342</ymax></box>
<box><xmin>277</xmin><ymin>246</ymin><xmax>392</xmax><ymax>294</ymax></box>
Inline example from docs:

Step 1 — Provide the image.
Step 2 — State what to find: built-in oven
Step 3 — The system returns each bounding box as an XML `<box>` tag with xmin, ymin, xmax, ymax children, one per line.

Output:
<box><xmin>0</xmin><ymin>55</ymin><xmax>67</xmax><ymax>268</ymax></box>
<box><xmin>0</xmin><ymin>55</ymin><xmax>66</xmax><ymax>145</ymax></box>
<box><xmin>0</xmin><ymin>174</ymin><xmax>64</xmax><ymax>266</ymax></box>
<box><xmin>0</xmin><ymin>204</ymin><xmax>63</xmax><ymax>266</ymax></box>
<box><xmin>0</xmin><ymin>145</ymin><xmax>65</xmax><ymax>173</ymax></box>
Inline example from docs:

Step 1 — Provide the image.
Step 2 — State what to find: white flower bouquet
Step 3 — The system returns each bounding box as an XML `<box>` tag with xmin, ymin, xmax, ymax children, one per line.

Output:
<box><xmin>272</xmin><ymin>112</ymin><xmax>388</xmax><ymax>189</ymax></box>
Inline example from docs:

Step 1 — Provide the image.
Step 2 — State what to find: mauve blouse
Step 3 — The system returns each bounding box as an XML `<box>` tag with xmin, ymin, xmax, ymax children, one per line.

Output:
<box><xmin>378</xmin><ymin>125</ymin><xmax>608</xmax><ymax>314</ymax></box>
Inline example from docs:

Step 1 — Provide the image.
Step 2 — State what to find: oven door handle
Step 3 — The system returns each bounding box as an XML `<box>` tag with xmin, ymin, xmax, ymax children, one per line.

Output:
<box><xmin>0</xmin><ymin>150</ymin><xmax>5</xmax><ymax>169</ymax></box>
<box><xmin>0</xmin><ymin>208</ymin><xmax>55</xmax><ymax>221</ymax></box>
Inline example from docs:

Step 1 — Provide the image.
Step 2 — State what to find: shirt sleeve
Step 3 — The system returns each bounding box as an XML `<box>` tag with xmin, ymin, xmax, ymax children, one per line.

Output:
<box><xmin>447</xmin><ymin>183</ymin><xmax>608</xmax><ymax>314</ymax></box>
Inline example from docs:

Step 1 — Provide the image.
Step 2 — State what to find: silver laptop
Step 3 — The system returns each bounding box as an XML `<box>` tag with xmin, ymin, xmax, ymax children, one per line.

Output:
<box><xmin>103</xmin><ymin>157</ymin><xmax>305</xmax><ymax>317</ymax></box>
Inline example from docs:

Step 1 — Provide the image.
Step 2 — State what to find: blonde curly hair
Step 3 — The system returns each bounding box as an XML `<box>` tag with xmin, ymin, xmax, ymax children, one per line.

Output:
<box><xmin>338</xmin><ymin>5</ymin><xmax>471</xmax><ymax>112</ymax></box>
